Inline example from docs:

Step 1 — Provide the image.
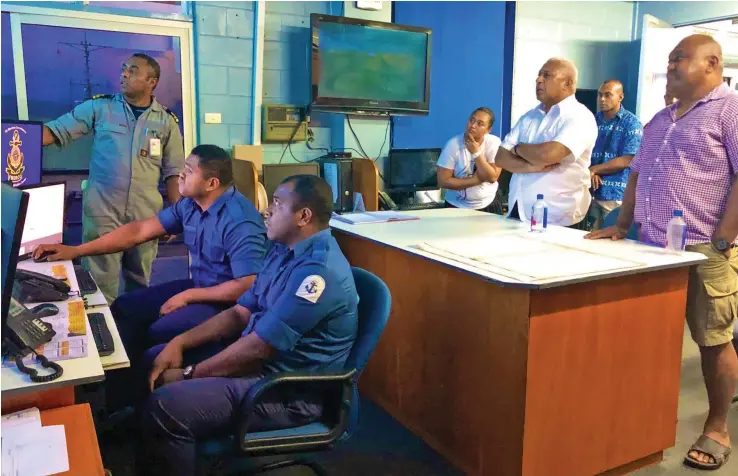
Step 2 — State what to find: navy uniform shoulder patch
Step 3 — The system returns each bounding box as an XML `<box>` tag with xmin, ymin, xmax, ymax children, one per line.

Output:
<box><xmin>92</xmin><ymin>94</ymin><xmax>114</xmax><ymax>100</ymax></box>
<box><xmin>163</xmin><ymin>107</ymin><xmax>179</xmax><ymax>124</ymax></box>
<box><xmin>296</xmin><ymin>275</ymin><xmax>326</xmax><ymax>304</ymax></box>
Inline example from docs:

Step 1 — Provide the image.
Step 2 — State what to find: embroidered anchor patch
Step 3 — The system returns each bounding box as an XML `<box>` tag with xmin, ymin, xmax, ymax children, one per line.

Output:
<box><xmin>295</xmin><ymin>275</ymin><xmax>326</xmax><ymax>304</ymax></box>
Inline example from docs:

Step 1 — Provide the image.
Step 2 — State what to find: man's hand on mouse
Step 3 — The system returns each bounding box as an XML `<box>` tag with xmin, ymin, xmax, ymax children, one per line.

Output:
<box><xmin>32</xmin><ymin>244</ymin><xmax>80</xmax><ymax>262</ymax></box>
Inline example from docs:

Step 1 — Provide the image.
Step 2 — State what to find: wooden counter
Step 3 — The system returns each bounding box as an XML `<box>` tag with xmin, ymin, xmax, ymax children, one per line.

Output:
<box><xmin>331</xmin><ymin>209</ymin><xmax>704</xmax><ymax>476</ymax></box>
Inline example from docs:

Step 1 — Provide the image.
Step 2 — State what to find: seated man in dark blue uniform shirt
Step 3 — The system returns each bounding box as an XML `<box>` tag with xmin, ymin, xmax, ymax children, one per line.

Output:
<box><xmin>139</xmin><ymin>175</ymin><xmax>359</xmax><ymax>475</ymax></box>
<box><xmin>33</xmin><ymin>145</ymin><xmax>267</xmax><ymax>401</ymax></box>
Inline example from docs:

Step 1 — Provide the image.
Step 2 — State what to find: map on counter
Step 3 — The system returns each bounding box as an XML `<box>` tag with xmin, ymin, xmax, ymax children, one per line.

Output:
<box><xmin>417</xmin><ymin>232</ymin><xmax>646</xmax><ymax>281</ymax></box>
<box><xmin>2</xmin><ymin>299</ymin><xmax>89</xmax><ymax>367</ymax></box>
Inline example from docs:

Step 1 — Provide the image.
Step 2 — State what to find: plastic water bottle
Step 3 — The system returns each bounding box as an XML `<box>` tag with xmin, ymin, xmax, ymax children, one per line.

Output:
<box><xmin>666</xmin><ymin>210</ymin><xmax>687</xmax><ymax>251</ymax></box>
<box><xmin>530</xmin><ymin>194</ymin><xmax>548</xmax><ymax>232</ymax></box>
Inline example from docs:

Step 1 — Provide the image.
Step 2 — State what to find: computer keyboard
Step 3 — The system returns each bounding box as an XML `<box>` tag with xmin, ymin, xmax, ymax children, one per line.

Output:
<box><xmin>87</xmin><ymin>312</ymin><xmax>114</xmax><ymax>357</ymax></box>
<box><xmin>396</xmin><ymin>202</ymin><xmax>444</xmax><ymax>211</ymax></box>
<box><xmin>74</xmin><ymin>265</ymin><xmax>98</xmax><ymax>296</ymax></box>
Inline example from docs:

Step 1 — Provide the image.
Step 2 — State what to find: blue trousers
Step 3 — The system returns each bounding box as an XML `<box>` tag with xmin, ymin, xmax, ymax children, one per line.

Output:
<box><xmin>107</xmin><ymin>279</ymin><xmax>233</xmax><ymax>411</ymax></box>
<box><xmin>138</xmin><ymin>344</ymin><xmax>322</xmax><ymax>476</ymax></box>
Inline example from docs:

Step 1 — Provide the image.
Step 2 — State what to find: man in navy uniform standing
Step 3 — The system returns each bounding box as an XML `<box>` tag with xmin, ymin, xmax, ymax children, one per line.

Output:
<box><xmin>43</xmin><ymin>53</ymin><xmax>185</xmax><ymax>303</ymax></box>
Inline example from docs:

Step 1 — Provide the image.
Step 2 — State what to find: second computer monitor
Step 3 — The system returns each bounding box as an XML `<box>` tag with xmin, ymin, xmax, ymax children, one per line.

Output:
<box><xmin>1</xmin><ymin>119</ymin><xmax>43</xmax><ymax>188</ymax></box>
<box><xmin>1</xmin><ymin>183</ymin><xmax>29</xmax><ymax>326</ymax></box>
<box><xmin>388</xmin><ymin>148</ymin><xmax>441</xmax><ymax>192</ymax></box>
<box><xmin>262</xmin><ymin>163</ymin><xmax>320</xmax><ymax>205</ymax></box>
<box><xmin>18</xmin><ymin>182</ymin><xmax>66</xmax><ymax>258</ymax></box>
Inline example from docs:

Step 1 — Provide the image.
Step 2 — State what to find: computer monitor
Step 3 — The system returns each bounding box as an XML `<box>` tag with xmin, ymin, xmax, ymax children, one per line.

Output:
<box><xmin>17</xmin><ymin>182</ymin><xmax>66</xmax><ymax>258</ymax></box>
<box><xmin>1</xmin><ymin>119</ymin><xmax>43</xmax><ymax>187</ymax></box>
<box><xmin>388</xmin><ymin>148</ymin><xmax>441</xmax><ymax>191</ymax></box>
<box><xmin>1</xmin><ymin>183</ymin><xmax>29</xmax><ymax>329</ymax></box>
<box><xmin>262</xmin><ymin>163</ymin><xmax>320</xmax><ymax>204</ymax></box>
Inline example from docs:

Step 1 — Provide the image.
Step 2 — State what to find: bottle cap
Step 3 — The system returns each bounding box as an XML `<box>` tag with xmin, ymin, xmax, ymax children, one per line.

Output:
<box><xmin>673</xmin><ymin>210</ymin><xmax>683</xmax><ymax>217</ymax></box>
<box><xmin>536</xmin><ymin>194</ymin><xmax>544</xmax><ymax>200</ymax></box>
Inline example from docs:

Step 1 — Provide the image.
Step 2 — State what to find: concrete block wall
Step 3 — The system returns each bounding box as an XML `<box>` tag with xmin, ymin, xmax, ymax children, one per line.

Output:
<box><xmin>511</xmin><ymin>1</ymin><xmax>635</xmax><ymax>125</ymax></box>
<box><xmin>261</xmin><ymin>0</ymin><xmax>335</xmax><ymax>164</ymax></box>
<box><xmin>195</xmin><ymin>0</ymin><xmax>255</xmax><ymax>149</ymax></box>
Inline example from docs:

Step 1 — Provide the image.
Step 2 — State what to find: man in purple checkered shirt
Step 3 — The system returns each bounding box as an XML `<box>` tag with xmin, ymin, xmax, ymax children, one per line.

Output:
<box><xmin>587</xmin><ymin>35</ymin><xmax>738</xmax><ymax>471</ymax></box>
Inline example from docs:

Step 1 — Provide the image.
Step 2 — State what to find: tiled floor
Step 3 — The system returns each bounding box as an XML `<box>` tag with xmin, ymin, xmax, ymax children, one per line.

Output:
<box><xmin>633</xmin><ymin>326</ymin><xmax>738</xmax><ymax>475</ymax></box>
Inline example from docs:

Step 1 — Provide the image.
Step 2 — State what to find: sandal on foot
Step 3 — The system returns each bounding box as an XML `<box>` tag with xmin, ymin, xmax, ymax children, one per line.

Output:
<box><xmin>683</xmin><ymin>434</ymin><xmax>731</xmax><ymax>470</ymax></box>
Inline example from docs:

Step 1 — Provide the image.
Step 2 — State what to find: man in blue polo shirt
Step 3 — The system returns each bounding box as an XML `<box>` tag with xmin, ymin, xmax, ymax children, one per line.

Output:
<box><xmin>139</xmin><ymin>175</ymin><xmax>358</xmax><ymax>475</ymax></box>
<box><xmin>587</xmin><ymin>79</ymin><xmax>643</xmax><ymax>230</ymax></box>
<box><xmin>32</xmin><ymin>144</ymin><xmax>267</xmax><ymax>367</ymax></box>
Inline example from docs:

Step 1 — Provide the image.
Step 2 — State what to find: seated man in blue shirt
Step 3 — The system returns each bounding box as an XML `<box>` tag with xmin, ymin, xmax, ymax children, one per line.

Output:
<box><xmin>138</xmin><ymin>175</ymin><xmax>359</xmax><ymax>475</ymax></box>
<box><xmin>32</xmin><ymin>145</ymin><xmax>267</xmax><ymax>390</ymax></box>
<box><xmin>587</xmin><ymin>79</ymin><xmax>643</xmax><ymax>230</ymax></box>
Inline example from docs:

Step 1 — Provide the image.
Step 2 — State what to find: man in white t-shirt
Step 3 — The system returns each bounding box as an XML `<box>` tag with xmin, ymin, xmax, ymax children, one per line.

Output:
<box><xmin>495</xmin><ymin>58</ymin><xmax>598</xmax><ymax>227</ymax></box>
<box><xmin>436</xmin><ymin>107</ymin><xmax>503</xmax><ymax>213</ymax></box>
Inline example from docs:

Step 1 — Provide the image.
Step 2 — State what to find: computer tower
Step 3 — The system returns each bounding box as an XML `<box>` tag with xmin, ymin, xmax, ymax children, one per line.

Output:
<box><xmin>318</xmin><ymin>158</ymin><xmax>353</xmax><ymax>212</ymax></box>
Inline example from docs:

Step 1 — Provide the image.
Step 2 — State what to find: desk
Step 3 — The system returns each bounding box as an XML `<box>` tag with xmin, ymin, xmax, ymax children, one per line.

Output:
<box><xmin>2</xmin><ymin>260</ymin><xmax>129</xmax><ymax>412</ymax></box>
<box><xmin>1</xmin><ymin>301</ymin><xmax>104</xmax><ymax>400</ymax></box>
<box><xmin>15</xmin><ymin>259</ymin><xmax>130</xmax><ymax>370</ymax></box>
<box><xmin>93</xmin><ymin>306</ymin><xmax>129</xmax><ymax>371</ymax></box>
<box><xmin>40</xmin><ymin>404</ymin><xmax>105</xmax><ymax>476</ymax></box>
<box><xmin>331</xmin><ymin>209</ymin><xmax>705</xmax><ymax>476</ymax></box>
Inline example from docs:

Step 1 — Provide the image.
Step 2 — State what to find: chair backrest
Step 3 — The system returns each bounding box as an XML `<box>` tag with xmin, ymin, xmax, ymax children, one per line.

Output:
<box><xmin>602</xmin><ymin>206</ymin><xmax>639</xmax><ymax>240</ymax></box>
<box><xmin>345</xmin><ymin>267</ymin><xmax>391</xmax><ymax>374</ymax></box>
<box><xmin>232</xmin><ymin>159</ymin><xmax>259</xmax><ymax>206</ymax></box>
<box><xmin>343</xmin><ymin>267</ymin><xmax>391</xmax><ymax>437</ymax></box>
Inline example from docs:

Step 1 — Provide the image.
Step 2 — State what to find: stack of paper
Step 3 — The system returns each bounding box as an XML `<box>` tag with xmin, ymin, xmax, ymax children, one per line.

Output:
<box><xmin>1</xmin><ymin>408</ymin><xmax>69</xmax><ymax>476</ymax></box>
<box><xmin>418</xmin><ymin>232</ymin><xmax>645</xmax><ymax>281</ymax></box>
<box><xmin>332</xmin><ymin>210</ymin><xmax>419</xmax><ymax>225</ymax></box>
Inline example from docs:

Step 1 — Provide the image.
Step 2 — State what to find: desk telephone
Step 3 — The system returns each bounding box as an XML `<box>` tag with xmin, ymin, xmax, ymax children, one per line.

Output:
<box><xmin>2</xmin><ymin>297</ymin><xmax>63</xmax><ymax>382</ymax></box>
<box><xmin>14</xmin><ymin>268</ymin><xmax>71</xmax><ymax>303</ymax></box>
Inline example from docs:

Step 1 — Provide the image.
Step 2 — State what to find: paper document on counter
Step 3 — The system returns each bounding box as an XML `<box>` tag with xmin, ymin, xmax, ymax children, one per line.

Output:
<box><xmin>1</xmin><ymin>408</ymin><xmax>70</xmax><ymax>476</ymax></box>
<box><xmin>332</xmin><ymin>211</ymin><xmax>419</xmax><ymax>225</ymax></box>
<box><xmin>418</xmin><ymin>232</ymin><xmax>646</xmax><ymax>281</ymax></box>
<box><xmin>2</xmin><ymin>299</ymin><xmax>89</xmax><ymax>368</ymax></box>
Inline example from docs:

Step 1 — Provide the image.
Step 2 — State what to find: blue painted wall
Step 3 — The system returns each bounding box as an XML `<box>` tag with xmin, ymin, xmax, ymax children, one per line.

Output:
<box><xmin>261</xmin><ymin>0</ymin><xmax>334</xmax><ymax>164</ymax></box>
<box><xmin>633</xmin><ymin>1</ymin><xmax>738</xmax><ymax>38</ymax></box>
<box><xmin>392</xmin><ymin>1</ymin><xmax>511</xmax><ymax>149</ymax></box>
<box><xmin>194</xmin><ymin>1</ymin><xmax>255</xmax><ymax>148</ymax></box>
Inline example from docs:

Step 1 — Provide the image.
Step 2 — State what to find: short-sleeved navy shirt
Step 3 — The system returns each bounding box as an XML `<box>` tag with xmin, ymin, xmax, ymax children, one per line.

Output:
<box><xmin>157</xmin><ymin>186</ymin><xmax>267</xmax><ymax>288</ymax></box>
<box><xmin>238</xmin><ymin>229</ymin><xmax>359</xmax><ymax>373</ymax></box>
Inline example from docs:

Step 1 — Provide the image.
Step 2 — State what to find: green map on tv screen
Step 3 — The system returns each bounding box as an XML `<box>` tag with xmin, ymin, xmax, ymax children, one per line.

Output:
<box><xmin>318</xmin><ymin>23</ymin><xmax>427</xmax><ymax>103</ymax></box>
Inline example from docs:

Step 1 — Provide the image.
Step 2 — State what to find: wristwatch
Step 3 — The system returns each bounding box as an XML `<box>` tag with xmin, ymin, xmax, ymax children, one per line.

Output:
<box><xmin>471</xmin><ymin>150</ymin><xmax>482</xmax><ymax>159</ymax></box>
<box><xmin>712</xmin><ymin>238</ymin><xmax>730</xmax><ymax>253</ymax></box>
<box><xmin>183</xmin><ymin>364</ymin><xmax>196</xmax><ymax>380</ymax></box>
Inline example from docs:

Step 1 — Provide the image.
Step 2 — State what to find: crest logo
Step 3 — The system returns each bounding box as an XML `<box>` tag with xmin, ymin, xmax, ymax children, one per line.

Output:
<box><xmin>6</xmin><ymin>128</ymin><xmax>26</xmax><ymax>185</ymax></box>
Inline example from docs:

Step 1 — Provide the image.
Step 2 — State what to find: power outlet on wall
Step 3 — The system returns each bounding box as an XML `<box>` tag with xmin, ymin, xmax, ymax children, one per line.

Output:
<box><xmin>355</xmin><ymin>1</ymin><xmax>383</xmax><ymax>11</ymax></box>
<box><xmin>205</xmin><ymin>113</ymin><xmax>222</xmax><ymax>124</ymax></box>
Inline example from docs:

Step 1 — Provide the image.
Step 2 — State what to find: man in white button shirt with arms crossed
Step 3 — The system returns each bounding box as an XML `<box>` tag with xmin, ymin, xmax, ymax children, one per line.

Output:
<box><xmin>495</xmin><ymin>58</ymin><xmax>598</xmax><ymax>227</ymax></box>
<box><xmin>436</xmin><ymin>107</ymin><xmax>503</xmax><ymax>213</ymax></box>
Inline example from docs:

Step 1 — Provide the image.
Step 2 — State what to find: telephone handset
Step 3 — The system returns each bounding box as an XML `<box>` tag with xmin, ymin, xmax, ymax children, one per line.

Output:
<box><xmin>5</xmin><ymin>297</ymin><xmax>57</xmax><ymax>354</ymax></box>
<box><xmin>3</xmin><ymin>297</ymin><xmax>62</xmax><ymax>383</ymax></box>
<box><xmin>378</xmin><ymin>191</ymin><xmax>398</xmax><ymax>211</ymax></box>
<box><xmin>14</xmin><ymin>268</ymin><xmax>70</xmax><ymax>303</ymax></box>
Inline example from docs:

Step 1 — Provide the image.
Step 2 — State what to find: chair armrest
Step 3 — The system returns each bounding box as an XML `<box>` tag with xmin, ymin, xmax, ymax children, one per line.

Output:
<box><xmin>239</xmin><ymin>368</ymin><xmax>357</xmax><ymax>446</ymax></box>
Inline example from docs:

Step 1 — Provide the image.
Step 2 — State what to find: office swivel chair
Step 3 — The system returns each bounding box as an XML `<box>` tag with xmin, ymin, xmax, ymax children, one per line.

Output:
<box><xmin>197</xmin><ymin>267</ymin><xmax>392</xmax><ymax>475</ymax></box>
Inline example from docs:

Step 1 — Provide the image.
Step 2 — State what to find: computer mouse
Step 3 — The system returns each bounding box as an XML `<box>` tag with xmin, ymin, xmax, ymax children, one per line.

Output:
<box><xmin>31</xmin><ymin>303</ymin><xmax>60</xmax><ymax>318</ymax></box>
<box><xmin>33</xmin><ymin>250</ymin><xmax>55</xmax><ymax>263</ymax></box>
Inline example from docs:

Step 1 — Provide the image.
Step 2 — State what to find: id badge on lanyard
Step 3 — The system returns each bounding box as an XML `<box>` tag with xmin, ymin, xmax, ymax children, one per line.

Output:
<box><xmin>145</xmin><ymin>128</ymin><xmax>162</xmax><ymax>158</ymax></box>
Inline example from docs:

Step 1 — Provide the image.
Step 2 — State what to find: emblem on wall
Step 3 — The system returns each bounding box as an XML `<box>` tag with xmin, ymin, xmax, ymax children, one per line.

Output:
<box><xmin>6</xmin><ymin>129</ymin><xmax>26</xmax><ymax>185</ymax></box>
